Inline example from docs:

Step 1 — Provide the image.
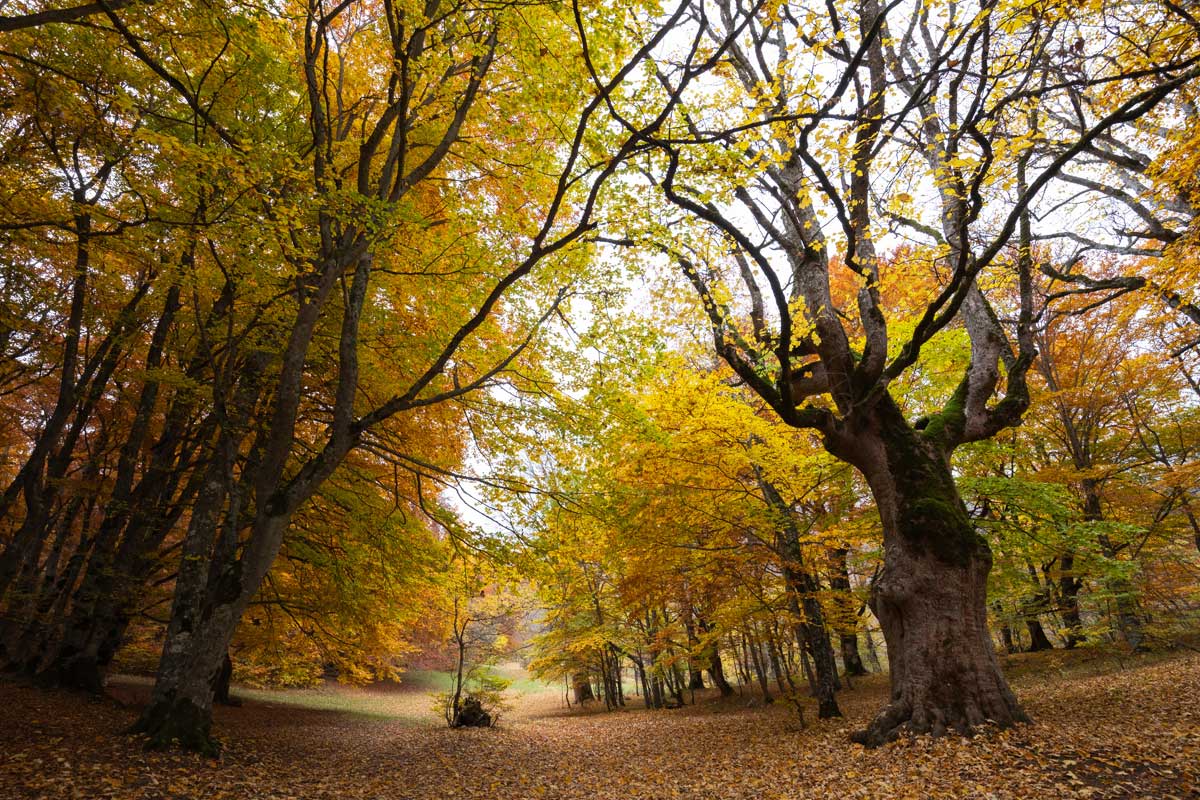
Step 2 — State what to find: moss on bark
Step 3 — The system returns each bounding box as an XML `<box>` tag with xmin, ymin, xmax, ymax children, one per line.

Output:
<box><xmin>874</xmin><ymin>396</ymin><xmax>982</xmax><ymax>568</ymax></box>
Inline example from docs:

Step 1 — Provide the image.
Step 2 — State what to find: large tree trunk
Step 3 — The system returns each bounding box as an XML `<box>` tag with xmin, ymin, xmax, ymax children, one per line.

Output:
<box><xmin>846</xmin><ymin>406</ymin><xmax>1027</xmax><ymax>747</ymax></box>
<box><xmin>129</xmin><ymin>427</ymin><xmax>283</xmax><ymax>754</ymax></box>
<box><xmin>129</xmin><ymin>547</ymin><xmax>263</xmax><ymax>754</ymax></box>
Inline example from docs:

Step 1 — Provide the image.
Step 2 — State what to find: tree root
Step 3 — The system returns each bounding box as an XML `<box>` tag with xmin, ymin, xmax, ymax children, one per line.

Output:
<box><xmin>129</xmin><ymin>695</ymin><xmax>220</xmax><ymax>757</ymax></box>
<box><xmin>851</xmin><ymin>698</ymin><xmax>1031</xmax><ymax>748</ymax></box>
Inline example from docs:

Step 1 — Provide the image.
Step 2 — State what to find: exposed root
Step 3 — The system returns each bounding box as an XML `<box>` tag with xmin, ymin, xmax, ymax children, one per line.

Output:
<box><xmin>851</xmin><ymin>698</ymin><xmax>1031</xmax><ymax>748</ymax></box>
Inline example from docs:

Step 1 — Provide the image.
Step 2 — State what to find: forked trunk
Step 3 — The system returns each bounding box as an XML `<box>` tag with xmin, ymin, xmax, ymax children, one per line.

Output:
<box><xmin>130</xmin><ymin>584</ymin><xmax>248</xmax><ymax>755</ymax></box>
<box><xmin>706</xmin><ymin>649</ymin><xmax>734</xmax><ymax>696</ymax></box>
<box><xmin>1024</xmin><ymin>618</ymin><xmax>1053</xmax><ymax>652</ymax></box>
<box><xmin>131</xmin><ymin>467</ymin><xmax>283</xmax><ymax>753</ymax></box>
<box><xmin>844</xmin><ymin>408</ymin><xmax>1027</xmax><ymax>747</ymax></box>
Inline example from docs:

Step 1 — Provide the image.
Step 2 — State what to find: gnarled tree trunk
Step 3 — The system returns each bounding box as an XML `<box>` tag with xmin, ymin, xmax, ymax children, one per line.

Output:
<box><xmin>846</xmin><ymin>407</ymin><xmax>1027</xmax><ymax>746</ymax></box>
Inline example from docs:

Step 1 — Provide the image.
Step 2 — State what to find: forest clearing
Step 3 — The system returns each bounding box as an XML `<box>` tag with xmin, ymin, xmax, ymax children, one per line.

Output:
<box><xmin>2</xmin><ymin>650</ymin><xmax>1198</xmax><ymax>799</ymax></box>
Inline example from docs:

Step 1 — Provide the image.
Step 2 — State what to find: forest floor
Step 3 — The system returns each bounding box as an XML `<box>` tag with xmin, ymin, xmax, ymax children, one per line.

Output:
<box><xmin>0</xmin><ymin>648</ymin><xmax>1198</xmax><ymax>800</ymax></box>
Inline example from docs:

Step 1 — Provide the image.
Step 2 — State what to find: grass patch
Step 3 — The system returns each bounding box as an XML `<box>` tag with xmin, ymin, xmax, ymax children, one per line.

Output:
<box><xmin>107</xmin><ymin>664</ymin><xmax>556</xmax><ymax>726</ymax></box>
<box><xmin>228</xmin><ymin>686</ymin><xmax>422</xmax><ymax>722</ymax></box>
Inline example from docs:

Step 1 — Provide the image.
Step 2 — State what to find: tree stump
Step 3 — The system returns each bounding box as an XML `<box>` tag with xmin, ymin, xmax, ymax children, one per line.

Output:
<box><xmin>453</xmin><ymin>697</ymin><xmax>492</xmax><ymax>728</ymax></box>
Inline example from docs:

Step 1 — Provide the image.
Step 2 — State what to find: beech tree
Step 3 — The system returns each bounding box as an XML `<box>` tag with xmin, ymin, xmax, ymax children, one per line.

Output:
<box><xmin>0</xmin><ymin>6</ymin><xmax>243</xmax><ymax>690</ymax></box>
<box><xmin>593</xmin><ymin>0</ymin><xmax>1200</xmax><ymax>744</ymax></box>
<box><xmin>113</xmin><ymin>0</ymin><xmax>700</xmax><ymax>752</ymax></box>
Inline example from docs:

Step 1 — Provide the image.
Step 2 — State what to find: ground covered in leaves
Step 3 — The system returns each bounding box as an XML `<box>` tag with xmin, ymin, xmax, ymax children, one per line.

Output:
<box><xmin>1</xmin><ymin>650</ymin><xmax>1197</xmax><ymax>799</ymax></box>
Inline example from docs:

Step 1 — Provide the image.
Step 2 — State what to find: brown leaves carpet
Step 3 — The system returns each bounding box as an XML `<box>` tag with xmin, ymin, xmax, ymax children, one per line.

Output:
<box><xmin>1</xmin><ymin>651</ymin><xmax>1197</xmax><ymax>799</ymax></box>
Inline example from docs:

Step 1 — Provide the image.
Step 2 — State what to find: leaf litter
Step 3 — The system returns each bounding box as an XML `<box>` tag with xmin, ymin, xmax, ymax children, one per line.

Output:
<box><xmin>0</xmin><ymin>650</ymin><xmax>1196</xmax><ymax>799</ymax></box>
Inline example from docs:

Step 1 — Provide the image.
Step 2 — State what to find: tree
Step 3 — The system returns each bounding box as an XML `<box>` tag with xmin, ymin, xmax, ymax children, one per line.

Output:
<box><xmin>595</xmin><ymin>0</ymin><xmax>1200</xmax><ymax>744</ymax></box>
<box><xmin>0</xmin><ymin>5</ymin><xmax>252</xmax><ymax>689</ymax></box>
<box><xmin>118</xmin><ymin>0</ymin><xmax>695</xmax><ymax>752</ymax></box>
<box><xmin>437</xmin><ymin>556</ymin><xmax>520</xmax><ymax>729</ymax></box>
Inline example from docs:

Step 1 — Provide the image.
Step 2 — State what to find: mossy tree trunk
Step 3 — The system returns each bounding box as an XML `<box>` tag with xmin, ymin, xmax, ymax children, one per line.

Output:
<box><xmin>840</xmin><ymin>403</ymin><xmax>1028</xmax><ymax>747</ymax></box>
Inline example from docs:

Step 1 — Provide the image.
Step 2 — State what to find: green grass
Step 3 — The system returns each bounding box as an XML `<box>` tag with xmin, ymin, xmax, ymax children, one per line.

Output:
<box><xmin>227</xmin><ymin>686</ymin><xmax>420</xmax><ymax>722</ymax></box>
<box><xmin>236</xmin><ymin>664</ymin><xmax>553</xmax><ymax>723</ymax></box>
<box><xmin>403</xmin><ymin>663</ymin><xmax>555</xmax><ymax>694</ymax></box>
<box><xmin>109</xmin><ymin>663</ymin><xmax>556</xmax><ymax>725</ymax></box>
<box><xmin>396</xmin><ymin>669</ymin><xmax>457</xmax><ymax>692</ymax></box>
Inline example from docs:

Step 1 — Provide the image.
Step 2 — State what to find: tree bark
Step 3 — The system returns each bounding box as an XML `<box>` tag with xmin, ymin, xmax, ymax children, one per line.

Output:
<box><xmin>705</xmin><ymin>645</ymin><xmax>733</xmax><ymax>697</ymax></box>
<box><xmin>842</xmin><ymin>402</ymin><xmax>1028</xmax><ymax>746</ymax></box>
